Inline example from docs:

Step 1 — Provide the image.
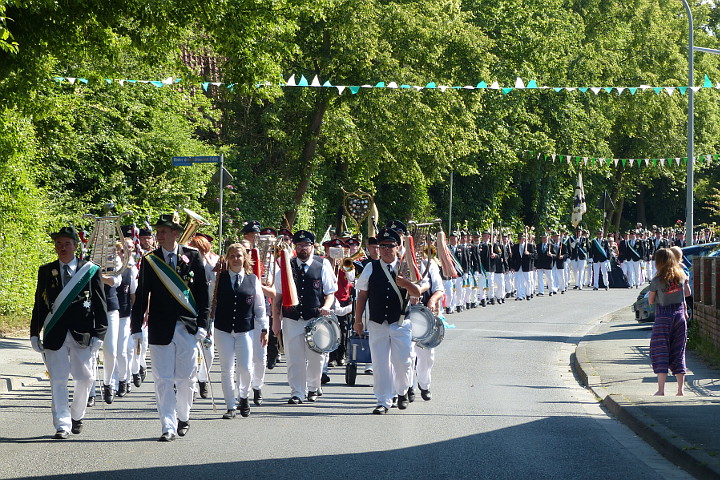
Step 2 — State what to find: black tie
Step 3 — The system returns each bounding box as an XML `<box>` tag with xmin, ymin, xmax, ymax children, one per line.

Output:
<box><xmin>63</xmin><ymin>264</ymin><xmax>72</xmax><ymax>287</ymax></box>
<box><xmin>234</xmin><ymin>274</ymin><xmax>240</xmax><ymax>293</ymax></box>
<box><xmin>167</xmin><ymin>253</ymin><xmax>175</xmax><ymax>270</ymax></box>
<box><xmin>302</xmin><ymin>263</ymin><xmax>308</xmax><ymax>274</ymax></box>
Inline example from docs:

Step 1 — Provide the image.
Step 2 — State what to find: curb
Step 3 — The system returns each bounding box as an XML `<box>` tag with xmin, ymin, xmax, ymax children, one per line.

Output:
<box><xmin>0</xmin><ymin>372</ymin><xmax>46</xmax><ymax>393</ymax></box>
<box><xmin>574</xmin><ymin>309</ymin><xmax>720</xmax><ymax>480</ymax></box>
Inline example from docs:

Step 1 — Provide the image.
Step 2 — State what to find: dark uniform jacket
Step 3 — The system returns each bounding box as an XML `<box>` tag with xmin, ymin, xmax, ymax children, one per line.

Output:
<box><xmin>214</xmin><ymin>271</ymin><xmax>258</xmax><ymax>334</ymax></box>
<box><xmin>131</xmin><ymin>246</ymin><xmax>210</xmax><ymax>345</ymax></box>
<box><xmin>30</xmin><ymin>258</ymin><xmax>108</xmax><ymax>351</ymax></box>
<box><xmin>510</xmin><ymin>242</ymin><xmax>536</xmax><ymax>272</ymax></box>
<box><xmin>589</xmin><ymin>238</ymin><xmax>610</xmax><ymax>263</ymax></box>
<box><xmin>536</xmin><ymin>242</ymin><xmax>556</xmax><ymax>270</ymax></box>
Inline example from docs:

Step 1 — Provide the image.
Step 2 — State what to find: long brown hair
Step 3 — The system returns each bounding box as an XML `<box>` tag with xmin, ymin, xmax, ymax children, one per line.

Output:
<box><xmin>225</xmin><ymin>243</ymin><xmax>254</xmax><ymax>275</ymax></box>
<box><xmin>654</xmin><ymin>248</ymin><xmax>685</xmax><ymax>285</ymax></box>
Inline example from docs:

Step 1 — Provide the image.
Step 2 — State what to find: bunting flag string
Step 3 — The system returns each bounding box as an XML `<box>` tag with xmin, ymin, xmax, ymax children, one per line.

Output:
<box><xmin>534</xmin><ymin>151</ymin><xmax>720</xmax><ymax>168</ymax></box>
<box><xmin>51</xmin><ymin>74</ymin><xmax>720</xmax><ymax>97</ymax></box>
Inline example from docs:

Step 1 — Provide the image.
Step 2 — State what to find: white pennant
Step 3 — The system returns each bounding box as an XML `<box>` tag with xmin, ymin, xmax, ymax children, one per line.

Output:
<box><xmin>514</xmin><ymin>77</ymin><xmax>525</xmax><ymax>89</ymax></box>
<box><xmin>590</xmin><ymin>87</ymin><xmax>601</xmax><ymax>95</ymax></box>
<box><xmin>551</xmin><ymin>154</ymin><xmax>556</xmax><ymax>162</ymax></box>
<box><xmin>675</xmin><ymin>157</ymin><xmax>681</xmax><ymax>165</ymax></box>
<box><xmin>67</xmin><ymin>77</ymin><xmax>76</xmax><ymax>84</ymax></box>
<box><xmin>462</xmin><ymin>85</ymin><xmax>475</xmax><ymax>89</ymax></box>
<box><xmin>583</xmin><ymin>156</ymin><xmax>588</xmax><ymax>165</ymax></box>
<box><xmin>707</xmin><ymin>154</ymin><xmax>712</xmax><ymax>163</ymax></box>
<box><xmin>565</xmin><ymin>87</ymin><xmax>576</xmax><ymax>91</ymax></box>
<box><xmin>311</xmin><ymin>75</ymin><xmax>321</xmax><ymax>87</ymax></box>
<box><xmin>387</xmin><ymin>82</ymin><xmax>398</xmax><ymax>89</ymax></box>
<box><xmin>439</xmin><ymin>86</ymin><xmax>448</xmax><ymax>92</ymax></box>
<box><xmin>616</xmin><ymin>87</ymin><xmax>626</xmax><ymax>94</ymax></box>
<box><xmin>285</xmin><ymin>74</ymin><xmax>297</xmax><ymax>86</ymax></box>
<box><xmin>645</xmin><ymin>158</ymin><xmax>650</xmax><ymax>166</ymax></box>
<box><xmin>665</xmin><ymin>87</ymin><xmax>675</xmax><ymax>95</ymax></box>
<box><xmin>336</xmin><ymin>86</ymin><xmax>346</xmax><ymax>95</ymax></box>
<box><xmin>639</xmin><ymin>85</ymin><xmax>651</xmax><ymax>90</ymax></box>
<box><xmin>614</xmin><ymin>158</ymin><xmax>619</xmax><ymax>166</ymax></box>
<box><xmin>629</xmin><ymin>158</ymin><xmax>635</xmax><ymax>166</ymax></box>
<box><xmin>660</xmin><ymin>158</ymin><xmax>665</xmax><ymax>165</ymax></box>
<box><xmin>489</xmin><ymin>81</ymin><xmax>500</xmax><ymax>90</ymax></box>
<box><xmin>691</xmin><ymin>86</ymin><xmax>702</xmax><ymax>92</ymax></box>
<box><xmin>566</xmin><ymin>155</ymin><xmax>571</xmax><ymax>164</ymax></box>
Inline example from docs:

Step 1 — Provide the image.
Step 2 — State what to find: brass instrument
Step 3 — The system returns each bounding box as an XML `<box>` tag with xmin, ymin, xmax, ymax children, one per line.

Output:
<box><xmin>257</xmin><ymin>234</ymin><xmax>279</xmax><ymax>286</ymax></box>
<box><xmin>179</xmin><ymin>208</ymin><xmax>210</xmax><ymax>245</ymax></box>
<box><xmin>341</xmin><ymin>250</ymin><xmax>365</xmax><ymax>272</ymax></box>
<box><xmin>83</xmin><ymin>202</ymin><xmax>133</xmax><ymax>279</ymax></box>
<box><xmin>399</xmin><ymin>219</ymin><xmax>443</xmax><ymax>283</ymax></box>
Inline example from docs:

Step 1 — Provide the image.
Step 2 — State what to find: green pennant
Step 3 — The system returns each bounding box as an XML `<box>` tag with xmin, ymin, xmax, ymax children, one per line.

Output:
<box><xmin>652</xmin><ymin>159</ymin><xmax>657</xmax><ymax>165</ymax></box>
<box><xmin>579</xmin><ymin>87</ymin><xmax>589</xmax><ymax>93</ymax></box>
<box><xmin>621</xmin><ymin>159</ymin><xmax>627</xmax><ymax>167</ymax></box>
<box><xmin>704</xmin><ymin>74</ymin><xmax>713</xmax><ymax>88</ymax></box>
<box><xmin>543</xmin><ymin>154</ymin><xmax>548</xmax><ymax>161</ymax></box>
<box><xmin>715</xmin><ymin>154</ymin><xmax>720</xmax><ymax>161</ymax></box>
<box><xmin>349</xmin><ymin>86</ymin><xmax>360</xmax><ymax>94</ymax></box>
<box><xmin>502</xmin><ymin>88</ymin><xmax>513</xmax><ymax>94</ymax></box>
<box><xmin>683</xmin><ymin>157</ymin><xmax>688</xmax><ymax>165</ymax></box>
<box><xmin>527</xmin><ymin>80</ymin><xmax>538</xmax><ymax>89</ymax></box>
<box><xmin>575</xmin><ymin>156</ymin><xmax>581</xmax><ymax>164</ymax></box>
<box><xmin>476</xmin><ymin>81</ymin><xmax>487</xmax><ymax>88</ymax></box>
<box><xmin>605</xmin><ymin>158</ymin><xmax>612</xmax><ymax>165</ymax></box>
<box><xmin>679</xmin><ymin>86</ymin><xmax>688</xmax><ymax>95</ymax></box>
<box><xmin>628</xmin><ymin>87</ymin><xmax>637</xmax><ymax>95</ymax></box>
<box><xmin>591</xmin><ymin>157</ymin><xmax>596</xmax><ymax>165</ymax></box>
<box><xmin>604</xmin><ymin>87</ymin><xmax>613</xmax><ymax>93</ymax></box>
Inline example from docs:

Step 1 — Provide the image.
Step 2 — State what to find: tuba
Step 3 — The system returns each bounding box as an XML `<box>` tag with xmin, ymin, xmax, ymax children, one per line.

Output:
<box><xmin>83</xmin><ymin>202</ymin><xmax>133</xmax><ymax>279</ymax></box>
<box><xmin>179</xmin><ymin>208</ymin><xmax>210</xmax><ymax>245</ymax></box>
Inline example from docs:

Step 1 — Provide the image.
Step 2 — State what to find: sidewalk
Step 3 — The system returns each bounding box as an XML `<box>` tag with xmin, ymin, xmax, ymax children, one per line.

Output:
<box><xmin>0</xmin><ymin>337</ymin><xmax>47</xmax><ymax>393</ymax></box>
<box><xmin>575</xmin><ymin>307</ymin><xmax>720</xmax><ymax>479</ymax></box>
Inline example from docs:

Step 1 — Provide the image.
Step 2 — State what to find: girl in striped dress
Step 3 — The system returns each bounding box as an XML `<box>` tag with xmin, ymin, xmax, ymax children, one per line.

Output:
<box><xmin>648</xmin><ymin>248</ymin><xmax>691</xmax><ymax>396</ymax></box>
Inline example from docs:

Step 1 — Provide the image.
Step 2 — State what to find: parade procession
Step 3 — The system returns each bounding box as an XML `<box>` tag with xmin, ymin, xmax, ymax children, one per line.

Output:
<box><xmin>26</xmin><ymin>187</ymin><xmax>717</xmax><ymax>443</ymax></box>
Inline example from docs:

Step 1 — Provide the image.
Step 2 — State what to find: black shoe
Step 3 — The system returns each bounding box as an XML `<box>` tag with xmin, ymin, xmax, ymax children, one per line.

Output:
<box><xmin>373</xmin><ymin>405</ymin><xmax>388</xmax><ymax>415</ymax></box>
<box><xmin>420</xmin><ymin>388</ymin><xmax>432</xmax><ymax>401</ymax></box>
<box><xmin>573</xmin><ymin>285</ymin><xmax>579</xmax><ymax>290</ymax></box>
<box><xmin>139</xmin><ymin>366</ymin><xmax>146</xmax><ymax>382</ymax></box>
<box><xmin>132</xmin><ymin>373</ymin><xmax>142</xmax><ymax>388</ymax></box>
<box><xmin>253</xmin><ymin>388</ymin><xmax>263</xmax><ymax>406</ymax></box>
<box><xmin>102</xmin><ymin>384</ymin><xmax>114</xmax><ymax>404</ymax></box>
<box><xmin>53</xmin><ymin>430</ymin><xmax>69</xmax><ymax>440</ymax></box>
<box><xmin>117</xmin><ymin>381</ymin><xmax>128</xmax><ymax>397</ymax></box>
<box><xmin>317</xmin><ymin>387</ymin><xmax>323</xmax><ymax>397</ymax></box>
<box><xmin>407</xmin><ymin>386</ymin><xmax>416</xmax><ymax>403</ymax></box>
<box><xmin>87</xmin><ymin>396</ymin><xmax>95</xmax><ymax>408</ymax></box>
<box><xmin>391</xmin><ymin>396</ymin><xmax>398</xmax><ymax>408</ymax></box>
<box><xmin>515</xmin><ymin>297</ymin><xmax>522</xmax><ymax>301</ymax></box>
<box><xmin>158</xmin><ymin>432</ymin><xmax>176</xmax><ymax>442</ymax></box>
<box><xmin>593</xmin><ymin>287</ymin><xmax>599</xmax><ymax>291</ymax></box>
<box><xmin>266</xmin><ymin>360</ymin><xmax>276</xmax><ymax>370</ymax></box>
<box><xmin>177</xmin><ymin>420</ymin><xmax>189</xmax><ymax>437</ymax></box>
<box><xmin>480</xmin><ymin>299</ymin><xmax>486</xmax><ymax>307</ymax></box>
<box><xmin>537</xmin><ymin>292</ymin><xmax>545</xmax><ymax>296</ymax></box>
<box><xmin>466</xmin><ymin>303</ymin><xmax>471</xmax><ymax>310</ymax></box>
<box><xmin>223</xmin><ymin>409</ymin><xmax>236</xmax><ymax>419</ymax></box>
<box><xmin>198</xmin><ymin>382</ymin><xmax>209</xmax><ymax>399</ymax></box>
<box><xmin>526</xmin><ymin>297</ymin><xmax>531</xmax><ymax>301</ymax></box>
<box><xmin>605</xmin><ymin>286</ymin><xmax>609</xmax><ymax>291</ymax></box>
<box><xmin>321</xmin><ymin>373</ymin><xmax>330</xmax><ymax>385</ymax></box>
<box><xmin>530</xmin><ymin>294</ymin><xmax>534</xmax><ymax>299</ymax></box>
<box><xmin>489</xmin><ymin>298</ymin><xmax>495</xmax><ymax>305</ymax></box>
<box><xmin>71</xmin><ymin>419</ymin><xmax>83</xmax><ymax>435</ymax></box>
<box><xmin>445</xmin><ymin>307</ymin><xmax>452</xmax><ymax>315</ymax></box>
<box><xmin>456</xmin><ymin>306</ymin><xmax>462</xmax><ymax>313</ymax></box>
<box><xmin>307</xmin><ymin>390</ymin><xmax>318</xmax><ymax>402</ymax></box>
<box><xmin>239</xmin><ymin>398</ymin><xmax>250</xmax><ymax>417</ymax></box>
<box><xmin>397</xmin><ymin>394</ymin><xmax>409</xmax><ymax>410</ymax></box>
<box><xmin>288</xmin><ymin>396</ymin><xmax>303</xmax><ymax>405</ymax></box>
<box><xmin>561</xmin><ymin>290</ymin><xmax>565</xmax><ymax>294</ymax></box>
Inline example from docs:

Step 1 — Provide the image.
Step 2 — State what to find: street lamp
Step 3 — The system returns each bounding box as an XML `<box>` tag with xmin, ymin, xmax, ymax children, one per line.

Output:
<box><xmin>680</xmin><ymin>0</ymin><xmax>694</xmax><ymax>244</ymax></box>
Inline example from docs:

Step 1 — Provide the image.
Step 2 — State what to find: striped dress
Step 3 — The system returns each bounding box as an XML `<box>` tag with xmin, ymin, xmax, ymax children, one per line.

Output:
<box><xmin>649</xmin><ymin>279</ymin><xmax>687</xmax><ymax>375</ymax></box>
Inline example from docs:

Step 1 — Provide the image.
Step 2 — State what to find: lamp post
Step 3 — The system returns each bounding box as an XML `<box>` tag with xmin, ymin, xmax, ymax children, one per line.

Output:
<box><xmin>680</xmin><ymin>0</ymin><xmax>694</xmax><ymax>244</ymax></box>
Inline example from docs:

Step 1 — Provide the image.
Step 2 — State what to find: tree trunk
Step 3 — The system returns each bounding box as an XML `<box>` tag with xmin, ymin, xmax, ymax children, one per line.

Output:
<box><xmin>282</xmin><ymin>95</ymin><xmax>329</xmax><ymax>228</ymax></box>
<box><xmin>636</xmin><ymin>188</ymin><xmax>646</xmax><ymax>227</ymax></box>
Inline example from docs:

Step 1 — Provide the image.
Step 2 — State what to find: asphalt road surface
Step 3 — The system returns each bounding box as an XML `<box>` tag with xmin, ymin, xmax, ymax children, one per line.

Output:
<box><xmin>0</xmin><ymin>288</ymin><xmax>694</xmax><ymax>479</ymax></box>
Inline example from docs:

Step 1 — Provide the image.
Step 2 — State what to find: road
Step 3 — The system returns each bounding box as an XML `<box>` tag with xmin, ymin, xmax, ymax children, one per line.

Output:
<box><xmin>0</xmin><ymin>288</ymin><xmax>693</xmax><ymax>479</ymax></box>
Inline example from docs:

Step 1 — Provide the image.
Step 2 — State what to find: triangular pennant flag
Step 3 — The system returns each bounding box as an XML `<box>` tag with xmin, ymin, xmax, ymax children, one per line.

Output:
<box><xmin>150</xmin><ymin>81</ymin><xmax>164</xmax><ymax>88</ymax></box>
<box><xmin>614</xmin><ymin>158</ymin><xmax>619</xmax><ymax>166</ymax></box>
<box><xmin>514</xmin><ymin>77</ymin><xmax>525</xmax><ymax>89</ymax></box>
<box><xmin>605</xmin><ymin>158</ymin><xmax>612</xmax><ymax>165</ymax></box>
<box><xmin>527</xmin><ymin>79</ymin><xmax>538</xmax><ymax>89</ymax></box>
<box><xmin>311</xmin><ymin>75</ymin><xmax>321</xmax><ymax>87</ymax></box>
<box><xmin>322</xmin><ymin>80</ymin><xmax>333</xmax><ymax>87</ymax></box>
<box><xmin>211</xmin><ymin>82</ymin><xmax>222</xmax><ymax>86</ymax></box>
<box><xmin>202</xmin><ymin>82</ymin><xmax>210</xmax><ymax>91</ymax></box>
<box><xmin>590</xmin><ymin>87</ymin><xmax>601</xmax><ymax>95</ymax></box>
<box><xmin>616</xmin><ymin>87</ymin><xmax>625</xmax><ymax>94</ymax></box>
<box><xmin>502</xmin><ymin>88</ymin><xmax>513</xmax><ymax>94</ymax></box>
<box><xmin>664</xmin><ymin>87</ymin><xmax>675</xmax><ymax>95</ymax></box>
<box><xmin>413</xmin><ymin>85</ymin><xmax>424</xmax><ymax>91</ymax></box>
<box><xmin>645</xmin><ymin>158</ymin><xmax>650</xmax><ymax>166</ymax></box>
<box><xmin>349</xmin><ymin>86</ymin><xmax>360</xmax><ymax>94</ymax></box>
<box><xmin>575</xmin><ymin>156</ymin><xmax>581</xmax><ymax>165</ymax></box>
<box><xmin>476</xmin><ymin>81</ymin><xmax>487</xmax><ymax>88</ymax></box>
<box><xmin>462</xmin><ymin>85</ymin><xmax>475</xmax><ymax>89</ymax></box>
<box><xmin>591</xmin><ymin>157</ymin><xmax>596</xmax><ymax>165</ymax></box>
<box><xmin>630</xmin><ymin>158</ymin><xmax>636</xmax><ymax>166</ymax></box>
<box><xmin>604</xmin><ymin>87</ymin><xmax>613</xmax><ymax>93</ymax></box>
<box><xmin>553</xmin><ymin>87</ymin><xmax>563</xmax><ymax>92</ymax></box>
<box><xmin>551</xmin><ymin>154</ymin><xmax>556</xmax><ymax>161</ymax></box>
<box><xmin>439</xmin><ymin>86</ymin><xmax>448</xmax><ymax>92</ymax></box>
<box><xmin>105</xmin><ymin>78</ymin><xmax>113</xmax><ymax>84</ymax></box>
<box><xmin>400</xmin><ymin>84</ymin><xmax>411</xmax><ymax>89</ymax></box>
<box><xmin>425</xmin><ymin>82</ymin><xmax>437</xmax><ymax>89</ymax></box>
<box><xmin>67</xmin><ymin>77</ymin><xmax>76</xmax><ymax>84</ymax></box>
<box><xmin>336</xmin><ymin>86</ymin><xmax>346</xmax><ymax>95</ymax></box>
<box><xmin>565</xmin><ymin>87</ymin><xmax>576</xmax><ymax>91</ymax></box>
<box><xmin>679</xmin><ymin>86</ymin><xmax>688</xmax><ymax>95</ymax></box>
<box><xmin>704</xmin><ymin>74</ymin><xmax>713</xmax><ymax>88</ymax></box>
<box><xmin>652</xmin><ymin>87</ymin><xmax>662</xmax><ymax>94</ymax></box>
<box><xmin>286</xmin><ymin>74</ymin><xmax>297</xmax><ymax>86</ymax></box>
<box><xmin>361</xmin><ymin>84</ymin><xmax>373</xmax><ymax>88</ymax></box>
<box><xmin>691</xmin><ymin>86</ymin><xmax>702</xmax><ymax>92</ymax></box>
<box><xmin>652</xmin><ymin>159</ymin><xmax>657</xmax><ymax>165</ymax></box>
<box><xmin>387</xmin><ymin>82</ymin><xmax>398</xmax><ymax>88</ymax></box>
<box><xmin>566</xmin><ymin>156</ymin><xmax>571</xmax><ymax>164</ymax></box>
<box><xmin>578</xmin><ymin>87</ymin><xmax>589</xmax><ymax>93</ymax></box>
<box><xmin>118</xmin><ymin>80</ymin><xmax>125</xmax><ymax>86</ymax></box>
<box><xmin>621</xmin><ymin>159</ymin><xmax>627</xmax><ymax>167</ymax></box>
<box><xmin>543</xmin><ymin>154</ymin><xmax>548</xmax><ymax>161</ymax></box>
<box><xmin>660</xmin><ymin>158</ymin><xmax>665</xmax><ymax>166</ymax></box>
<box><xmin>162</xmin><ymin>77</ymin><xmax>174</xmax><ymax>85</ymax></box>
<box><xmin>628</xmin><ymin>87</ymin><xmax>637</xmax><ymax>95</ymax></box>
<box><xmin>375</xmin><ymin>82</ymin><xmax>385</xmax><ymax>88</ymax></box>
<box><xmin>675</xmin><ymin>157</ymin><xmax>681</xmax><ymax>166</ymax></box>
<box><xmin>298</xmin><ymin>75</ymin><xmax>309</xmax><ymax>87</ymax></box>
<box><xmin>583</xmin><ymin>156</ymin><xmax>588</xmax><ymax>165</ymax></box>
<box><xmin>489</xmin><ymin>81</ymin><xmax>500</xmax><ymax>90</ymax></box>
<box><xmin>78</xmin><ymin>78</ymin><xmax>88</xmax><ymax>84</ymax></box>
<box><xmin>707</xmin><ymin>154</ymin><xmax>713</xmax><ymax>163</ymax></box>
<box><xmin>639</xmin><ymin>85</ymin><xmax>651</xmax><ymax>90</ymax></box>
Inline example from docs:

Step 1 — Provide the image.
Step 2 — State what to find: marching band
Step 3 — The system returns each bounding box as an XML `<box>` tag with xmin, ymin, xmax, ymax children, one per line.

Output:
<box><xmin>29</xmin><ymin>203</ymin><xmax>718</xmax><ymax>439</ymax></box>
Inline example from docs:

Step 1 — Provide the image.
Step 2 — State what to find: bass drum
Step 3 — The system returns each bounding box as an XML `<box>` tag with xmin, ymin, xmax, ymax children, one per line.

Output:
<box><xmin>304</xmin><ymin>314</ymin><xmax>341</xmax><ymax>354</ymax></box>
<box><xmin>417</xmin><ymin>316</ymin><xmax>445</xmax><ymax>349</ymax></box>
<box><xmin>406</xmin><ymin>304</ymin><xmax>435</xmax><ymax>342</ymax></box>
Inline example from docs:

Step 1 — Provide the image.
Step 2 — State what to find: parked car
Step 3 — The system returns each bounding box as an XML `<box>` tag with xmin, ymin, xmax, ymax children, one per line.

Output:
<box><xmin>633</xmin><ymin>242</ymin><xmax>720</xmax><ymax>323</ymax></box>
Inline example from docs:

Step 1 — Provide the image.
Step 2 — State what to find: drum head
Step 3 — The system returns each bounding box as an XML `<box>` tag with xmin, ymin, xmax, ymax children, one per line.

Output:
<box><xmin>305</xmin><ymin>316</ymin><xmax>341</xmax><ymax>353</ymax></box>
<box><xmin>407</xmin><ymin>305</ymin><xmax>434</xmax><ymax>342</ymax></box>
<box><xmin>418</xmin><ymin>316</ymin><xmax>445</xmax><ymax>349</ymax></box>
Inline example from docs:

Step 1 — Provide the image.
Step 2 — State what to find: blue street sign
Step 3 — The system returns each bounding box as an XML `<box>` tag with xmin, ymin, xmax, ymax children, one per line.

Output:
<box><xmin>171</xmin><ymin>156</ymin><xmax>221</xmax><ymax>166</ymax></box>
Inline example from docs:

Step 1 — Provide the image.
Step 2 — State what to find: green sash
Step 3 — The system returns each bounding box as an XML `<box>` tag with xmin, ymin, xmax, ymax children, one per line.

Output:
<box><xmin>145</xmin><ymin>253</ymin><xmax>198</xmax><ymax>316</ymax></box>
<box><xmin>43</xmin><ymin>262</ymin><xmax>100</xmax><ymax>340</ymax></box>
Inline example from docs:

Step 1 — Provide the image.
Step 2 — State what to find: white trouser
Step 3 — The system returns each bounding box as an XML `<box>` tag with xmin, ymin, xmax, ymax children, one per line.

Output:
<box><xmin>627</xmin><ymin>260</ymin><xmax>641</xmax><ymax>286</ymax></box>
<box><xmin>282</xmin><ymin>317</ymin><xmax>324</xmax><ymax>398</ymax></box>
<box><xmin>527</xmin><ymin>269</ymin><xmax>536</xmax><ymax>295</ymax></box>
<box><xmin>515</xmin><ymin>271</ymin><xmax>528</xmax><ymax>299</ymax></box>
<box><xmin>443</xmin><ymin>280</ymin><xmax>454</xmax><ymax>308</ymax></box>
<box><xmin>251</xmin><ymin>323</ymin><xmax>267</xmax><ymax>389</ymax></box>
<box><xmin>537</xmin><ymin>269</ymin><xmax>554</xmax><ymax>294</ymax></box>
<box><xmin>368</xmin><ymin>319</ymin><xmax>412</xmax><ymax>409</ymax></box>
<box><xmin>647</xmin><ymin>259</ymin><xmax>655</xmax><ymax>280</ymax></box>
<box><xmin>412</xmin><ymin>342</ymin><xmax>435</xmax><ymax>390</ymax></box>
<box><xmin>196</xmin><ymin>327</ymin><xmax>214</xmax><ymax>383</ymax></box>
<box><xmin>44</xmin><ymin>331</ymin><xmax>95</xmax><ymax>433</ymax></box>
<box><xmin>130</xmin><ymin>324</ymin><xmax>148</xmax><ymax>374</ymax></box>
<box><xmin>102</xmin><ymin>310</ymin><xmax>120</xmax><ymax>385</ymax></box>
<box><xmin>453</xmin><ymin>277</ymin><xmax>464</xmax><ymax>307</ymax></box>
<box><xmin>215</xmin><ymin>329</ymin><xmax>252</xmax><ymax>409</ymax></box>
<box><xmin>462</xmin><ymin>274</ymin><xmax>472</xmax><ymax>305</ymax></box>
<box><xmin>504</xmin><ymin>272</ymin><xmax>514</xmax><ymax>294</ymax></box>
<box><xmin>114</xmin><ymin>315</ymin><xmax>131</xmax><ymax>385</ymax></box>
<box><xmin>593</xmin><ymin>261</ymin><xmax>609</xmax><ymax>288</ymax></box>
<box><xmin>553</xmin><ymin>266</ymin><xmax>566</xmax><ymax>292</ymax></box>
<box><xmin>494</xmin><ymin>273</ymin><xmax>506</xmax><ymax>299</ymax></box>
<box><xmin>572</xmin><ymin>259</ymin><xmax>586</xmax><ymax>288</ymax></box>
<box><xmin>149</xmin><ymin>322</ymin><xmax>198</xmax><ymax>435</ymax></box>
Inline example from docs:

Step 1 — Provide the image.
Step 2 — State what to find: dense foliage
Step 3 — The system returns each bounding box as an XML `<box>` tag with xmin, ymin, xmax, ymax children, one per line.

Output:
<box><xmin>1</xmin><ymin>0</ymin><xmax>720</xmax><ymax>316</ymax></box>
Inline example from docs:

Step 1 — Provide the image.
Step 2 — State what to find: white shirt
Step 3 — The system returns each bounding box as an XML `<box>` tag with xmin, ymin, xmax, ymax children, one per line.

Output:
<box><xmin>228</xmin><ymin>268</ymin><xmax>268</xmax><ymax>329</ymax></box>
<box><xmin>356</xmin><ymin>258</ymin><xmax>399</xmax><ymax>292</ymax></box>
<box><xmin>274</xmin><ymin>256</ymin><xmax>337</xmax><ymax>296</ymax></box>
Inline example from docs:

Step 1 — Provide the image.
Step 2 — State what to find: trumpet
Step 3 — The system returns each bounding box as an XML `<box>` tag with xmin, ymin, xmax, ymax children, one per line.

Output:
<box><xmin>341</xmin><ymin>250</ymin><xmax>365</xmax><ymax>272</ymax></box>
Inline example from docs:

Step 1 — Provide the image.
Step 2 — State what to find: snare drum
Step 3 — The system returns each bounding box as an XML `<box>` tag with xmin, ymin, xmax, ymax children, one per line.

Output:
<box><xmin>406</xmin><ymin>304</ymin><xmax>435</xmax><ymax>342</ymax></box>
<box><xmin>417</xmin><ymin>315</ymin><xmax>445</xmax><ymax>349</ymax></box>
<box><xmin>304</xmin><ymin>314</ymin><xmax>341</xmax><ymax>354</ymax></box>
